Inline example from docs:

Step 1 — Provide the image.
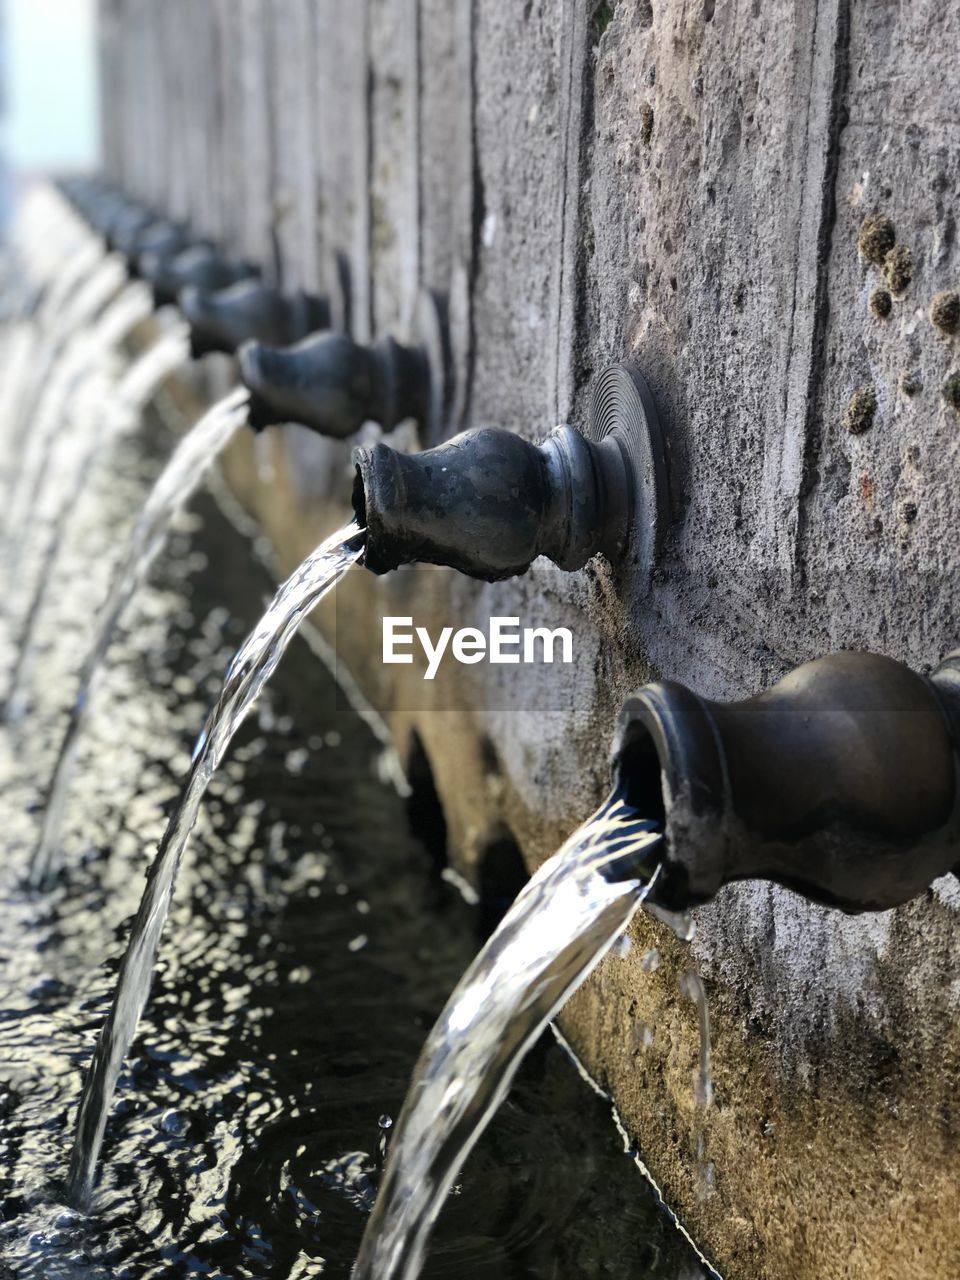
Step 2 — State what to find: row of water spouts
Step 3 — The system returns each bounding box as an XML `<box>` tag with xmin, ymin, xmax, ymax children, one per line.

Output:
<box><xmin>0</xmin><ymin>183</ymin><xmax>705</xmax><ymax>1280</ymax></box>
<box><xmin>9</xmin><ymin>170</ymin><xmax>960</xmax><ymax>1279</ymax></box>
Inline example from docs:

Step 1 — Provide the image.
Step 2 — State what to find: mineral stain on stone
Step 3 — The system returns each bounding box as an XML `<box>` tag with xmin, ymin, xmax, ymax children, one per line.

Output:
<box><xmin>930</xmin><ymin>290</ymin><xmax>960</xmax><ymax>336</ymax></box>
<box><xmin>858</xmin><ymin>213</ymin><xmax>896</xmax><ymax>266</ymax></box>
<box><xmin>883</xmin><ymin>244</ymin><xmax>912</xmax><ymax>294</ymax></box>
<box><xmin>843</xmin><ymin>384</ymin><xmax>878</xmax><ymax>435</ymax></box>
<box><xmin>869</xmin><ymin>288</ymin><xmax>892</xmax><ymax>319</ymax></box>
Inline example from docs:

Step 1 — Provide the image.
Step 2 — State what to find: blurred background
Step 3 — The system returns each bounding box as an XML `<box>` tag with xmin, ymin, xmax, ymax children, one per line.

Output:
<box><xmin>0</xmin><ymin>0</ymin><xmax>99</xmax><ymax>226</ymax></box>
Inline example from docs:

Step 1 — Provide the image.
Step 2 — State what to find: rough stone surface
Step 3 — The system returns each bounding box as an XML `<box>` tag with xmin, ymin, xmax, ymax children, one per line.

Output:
<box><xmin>102</xmin><ymin>3</ymin><xmax>960</xmax><ymax>1277</ymax></box>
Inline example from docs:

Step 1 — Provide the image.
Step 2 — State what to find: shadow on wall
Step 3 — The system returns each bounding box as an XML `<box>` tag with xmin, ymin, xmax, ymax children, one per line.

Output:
<box><xmin>404</xmin><ymin>730</ymin><xmax>528</xmax><ymax>940</ymax></box>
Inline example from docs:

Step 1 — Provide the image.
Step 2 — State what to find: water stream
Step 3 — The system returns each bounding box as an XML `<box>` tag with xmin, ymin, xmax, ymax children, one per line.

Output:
<box><xmin>3</xmin><ymin>314</ymin><xmax>186</xmax><ymax>734</ymax></box>
<box><xmin>116</xmin><ymin>326</ymin><xmax>191</xmax><ymax>409</ymax></box>
<box><xmin>8</xmin><ymin>253</ymin><xmax>127</xmax><ymax>458</ymax></box>
<box><xmin>30</xmin><ymin>387</ymin><xmax>248</xmax><ymax>887</ymax></box>
<box><xmin>354</xmin><ymin>801</ymin><xmax>664</xmax><ymax>1280</ymax></box>
<box><xmin>3</xmin><ymin>279</ymin><xmax>152</xmax><ymax>567</ymax></box>
<box><xmin>66</xmin><ymin>518</ymin><xmax>366</xmax><ymax>1204</ymax></box>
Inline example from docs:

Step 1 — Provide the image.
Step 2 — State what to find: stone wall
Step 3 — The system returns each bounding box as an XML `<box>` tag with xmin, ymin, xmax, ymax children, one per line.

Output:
<box><xmin>99</xmin><ymin>2</ymin><xmax>960</xmax><ymax>1276</ymax></box>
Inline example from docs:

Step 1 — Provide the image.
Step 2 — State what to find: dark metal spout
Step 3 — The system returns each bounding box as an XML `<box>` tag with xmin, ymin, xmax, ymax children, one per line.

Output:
<box><xmin>351</xmin><ymin>362</ymin><xmax>667</xmax><ymax>583</ymax></box>
<box><xmin>140</xmin><ymin>245</ymin><xmax>257</xmax><ymax>309</ymax></box>
<box><xmin>610</xmin><ymin>650</ymin><xmax>960</xmax><ymax>913</ymax></box>
<box><xmin>352</xmin><ymin>424</ymin><xmax>633</xmax><ymax>581</ymax></box>
<box><xmin>238</xmin><ymin>331</ymin><xmax>430</xmax><ymax>437</ymax></box>
<box><xmin>124</xmin><ymin>220</ymin><xmax>190</xmax><ymax>276</ymax></box>
<box><xmin>104</xmin><ymin>205</ymin><xmax>153</xmax><ymax>253</ymax></box>
<box><xmin>58</xmin><ymin>179</ymin><xmax>145</xmax><ymax>249</ymax></box>
<box><xmin>180</xmin><ymin>281</ymin><xmax>330</xmax><ymax>359</ymax></box>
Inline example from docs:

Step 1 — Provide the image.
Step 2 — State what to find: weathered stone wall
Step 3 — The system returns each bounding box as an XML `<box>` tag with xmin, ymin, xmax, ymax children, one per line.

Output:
<box><xmin>99</xmin><ymin>2</ymin><xmax>960</xmax><ymax>1276</ymax></box>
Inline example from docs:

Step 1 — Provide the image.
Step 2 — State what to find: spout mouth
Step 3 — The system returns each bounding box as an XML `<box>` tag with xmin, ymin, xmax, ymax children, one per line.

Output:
<box><xmin>238</xmin><ymin>340</ymin><xmax>280</xmax><ymax>430</ymax></box>
<box><xmin>180</xmin><ymin>283</ymin><xmax>263</xmax><ymax>359</ymax></box>
<box><xmin>139</xmin><ymin>247</ymin><xmax>184</xmax><ymax>307</ymax></box>
<box><xmin>126</xmin><ymin>221</ymin><xmax>187</xmax><ymax>276</ymax></box>
<box><xmin>351</xmin><ymin>462</ymin><xmax>367</xmax><ymax>531</ymax></box>
<box><xmin>107</xmin><ymin>208</ymin><xmax>152</xmax><ymax>254</ymax></box>
<box><xmin>351</xmin><ymin>430</ymin><xmax>553</xmax><ymax>580</ymax></box>
<box><xmin>611</xmin><ymin>684</ymin><xmax>727</xmax><ymax>911</ymax></box>
<box><xmin>180</xmin><ymin>285</ymin><xmax>222</xmax><ymax>359</ymax></box>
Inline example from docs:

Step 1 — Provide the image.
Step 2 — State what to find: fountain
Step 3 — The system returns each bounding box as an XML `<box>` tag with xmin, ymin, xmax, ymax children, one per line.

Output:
<box><xmin>10</xmin><ymin>174</ymin><xmax>960</xmax><ymax>1280</ymax></box>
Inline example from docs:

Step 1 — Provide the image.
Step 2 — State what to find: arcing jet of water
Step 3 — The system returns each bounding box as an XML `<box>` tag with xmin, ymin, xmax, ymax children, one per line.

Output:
<box><xmin>67</xmin><ymin>518</ymin><xmax>365</xmax><ymax>1204</ymax></box>
<box><xmin>1</xmin><ymin>321</ymin><xmax>191</xmax><ymax>724</ymax></box>
<box><xmin>353</xmin><ymin>800</ymin><xmax>664</xmax><ymax>1280</ymax></box>
<box><xmin>29</xmin><ymin>388</ymin><xmax>249</xmax><ymax>886</ymax></box>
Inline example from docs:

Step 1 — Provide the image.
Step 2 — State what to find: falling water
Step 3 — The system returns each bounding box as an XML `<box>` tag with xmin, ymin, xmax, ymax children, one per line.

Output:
<box><xmin>3</xmin><ymin>363</ymin><xmax>119</xmax><ymax>728</ymax></box>
<box><xmin>680</xmin><ymin>969</ymin><xmax>716</xmax><ymax>1203</ymax></box>
<box><xmin>2</xmin><ymin>298</ymin><xmax>179</xmax><ymax>730</ymax></box>
<box><xmin>66</xmin><ymin>518</ymin><xmax>365</xmax><ymax>1205</ymax></box>
<box><xmin>31</xmin><ymin>237</ymin><xmax>105</xmax><ymax>332</ymax></box>
<box><xmin>353</xmin><ymin>798</ymin><xmax>665</xmax><ymax>1280</ymax></box>
<box><xmin>2</xmin><ymin>205</ymin><xmax>99</xmax><ymax>329</ymax></box>
<box><xmin>0</xmin><ymin>325</ymin><xmax>39</xmax><ymax>477</ymax></box>
<box><xmin>680</xmin><ymin>970</ymin><xmax>713</xmax><ymax>1110</ymax></box>
<box><xmin>0</xmin><ymin>235</ymin><xmax>110</xmax><ymax>471</ymax></box>
<box><xmin>115</xmin><ymin>325</ymin><xmax>190</xmax><ymax>409</ymax></box>
<box><xmin>52</xmin><ymin>255</ymin><xmax>128</xmax><ymax>345</ymax></box>
<box><xmin>7</xmin><ymin>253</ymin><xmax>127</xmax><ymax>458</ymax></box>
<box><xmin>5</xmin><ymin>281</ymin><xmax>153</xmax><ymax>523</ymax></box>
<box><xmin>30</xmin><ymin>387</ymin><xmax>250</xmax><ymax>887</ymax></box>
<box><xmin>3</xmin><ymin>324</ymin><xmax>189</xmax><ymax>731</ymax></box>
<box><xmin>3</xmin><ymin>280</ymin><xmax>153</xmax><ymax>560</ymax></box>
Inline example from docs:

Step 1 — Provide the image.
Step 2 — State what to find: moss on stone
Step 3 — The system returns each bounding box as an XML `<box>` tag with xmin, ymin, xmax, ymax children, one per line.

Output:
<box><xmin>930</xmin><ymin>290</ymin><xmax>960</xmax><ymax>335</ymax></box>
<box><xmin>869</xmin><ymin>288</ymin><xmax>892</xmax><ymax>319</ymax></box>
<box><xmin>858</xmin><ymin>213</ymin><xmax>895</xmax><ymax>266</ymax></box>
<box><xmin>594</xmin><ymin>1</ymin><xmax>614</xmax><ymax>35</ymax></box>
<box><xmin>942</xmin><ymin>371</ymin><xmax>960</xmax><ymax>411</ymax></box>
<box><xmin>883</xmin><ymin>244</ymin><xmax>912</xmax><ymax>294</ymax></box>
<box><xmin>844</xmin><ymin>384</ymin><xmax>877</xmax><ymax>435</ymax></box>
<box><xmin>640</xmin><ymin>101</ymin><xmax>654</xmax><ymax>145</ymax></box>
<box><xmin>899</xmin><ymin>370</ymin><xmax>921</xmax><ymax>397</ymax></box>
